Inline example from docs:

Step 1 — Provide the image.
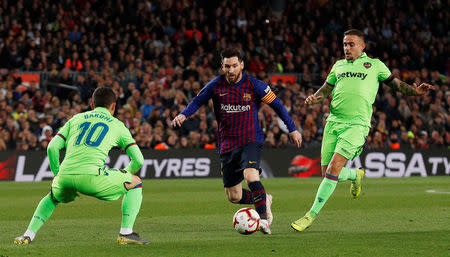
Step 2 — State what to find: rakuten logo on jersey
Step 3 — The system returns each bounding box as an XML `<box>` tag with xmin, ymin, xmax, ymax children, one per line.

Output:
<box><xmin>221</xmin><ymin>104</ymin><xmax>251</xmax><ymax>113</ymax></box>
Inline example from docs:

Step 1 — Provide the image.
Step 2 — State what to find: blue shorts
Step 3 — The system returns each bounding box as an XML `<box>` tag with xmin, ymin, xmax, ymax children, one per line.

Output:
<box><xmin>220</xmin><ymin>142</ymin><xmax>263</xmax><ymax>188</ymax></box>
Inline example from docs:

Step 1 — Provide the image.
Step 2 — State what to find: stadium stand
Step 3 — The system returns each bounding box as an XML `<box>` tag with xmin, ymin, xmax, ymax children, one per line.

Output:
<box><xmin>0</xmin><ymin>0</ymin><xmax>448</xmax><ymax>151</ymax></box>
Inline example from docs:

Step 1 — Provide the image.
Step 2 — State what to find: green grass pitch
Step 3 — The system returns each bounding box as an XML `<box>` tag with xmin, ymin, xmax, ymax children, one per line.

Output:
<box><xmin>1</xmin><ymin>177</ymin><xmax>449</xmax><ymax>256</ymax></box>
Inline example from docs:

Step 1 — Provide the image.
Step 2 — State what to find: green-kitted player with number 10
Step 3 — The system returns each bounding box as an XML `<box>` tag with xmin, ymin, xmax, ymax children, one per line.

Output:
<box><xmin>14</xmin><ymin>87</ymin><xmax>149</xmax><ymax>245</ymax></box>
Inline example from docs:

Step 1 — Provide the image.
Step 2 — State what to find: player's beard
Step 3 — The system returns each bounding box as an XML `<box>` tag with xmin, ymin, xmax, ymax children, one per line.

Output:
<box><xmin>345</xmin><ymin>52</ymin><xmax>352</xmax><ymax>60</ymax></box>
<box><xmin>226</xmin><ymin>71</ymin><xmax>242</xmax><ymax>84</ymax></box>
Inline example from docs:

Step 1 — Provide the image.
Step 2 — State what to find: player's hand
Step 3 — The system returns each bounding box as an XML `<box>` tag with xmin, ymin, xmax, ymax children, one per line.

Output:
<box><xmin>171</xmin><ymin>114</ymin><xmax>186</xmax><ymax>128</ymax></box>
<box><xmin>289</xmin><ymin>130</ymin><xmax>302</xmax><ymax>148</ymax></box>
<box><xmin>305</xmin><ymin>95</ymin><xmax>322</xmax><ymax>105</ymax></box>
<box><xmin>414</xmin><ymin>82</ymin><xmax>435</xmax><ymax>95</ymax></box>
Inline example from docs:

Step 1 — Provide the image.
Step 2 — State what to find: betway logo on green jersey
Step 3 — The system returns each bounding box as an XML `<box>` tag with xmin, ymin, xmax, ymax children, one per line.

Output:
<box><xmin>337</xmin><ymin>72</ymin><xmax>368</xmax><ymax>80</ymax></box>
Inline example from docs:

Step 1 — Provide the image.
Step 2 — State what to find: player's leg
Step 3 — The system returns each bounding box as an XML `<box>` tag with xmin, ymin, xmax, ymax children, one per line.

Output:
<box><xmin>243</xmin><ymin>168</ymin><xmax>267</xmax><ymax>219</ymax></box>
<box><xmin>222</xmin><ymin>148</ymin><xmax>253</xmax><ymax>204</ymax></box>
<box><xmin>223</xmin><ymin>170</ymin><xmax>254</xmax><ymax>205</ymax></box>
<box><xmin>222</xmin><ymin>143</ymin><xmax>270</xmax><ymax>234</ymax></box>
<box><xmin>308</xmin><ymin>153</ymin><xmax>348</xmax><ymax>217</ymax></box>
<box><xmin>14</xmin><ymin>193</ymin><xmax>59</xmax><ymax>244</ymax></box>
<box><xmin>225</xmin><ymin>182</ymin><xmax>252</xmax><ymax>203</ymax></box>
<box><xmin>291</xmin><ymin>153</ymin><xmax>347</xmax><ymax>232</ymax></box>
<box><xmin>239</xmin><ymin>142</ymin><xmax>268</xmax><ymax>219</ymax></box>
<box><xmin>120</xmin><ymin>174</ymin><xmax>144</xmax><ymax>238</ymax></box>
<box><xmin>323</xmin><ymin>160</ymin><xmax>360</xmax><ymax>184</ymax></box>
<box><xmin>291</xmin><ymin>123</ymin><xmax>368</xmax><ymax>231</ymax></box>
<box><xmin>81</xmin><ymin>168</ymin><xmax>148</xmax><ymax>244</ymax></box>
<box><xmin>15</xmin><ymin>175</ymin><xmax>76</xmax><ymax>244</ymax></box>
<box><xmin>291</xmin><ymin>121</ymin><xmax>337</xmax><ymax>232</ymax></box>
<box><xmin>319</xmin><ymin>122</ymin><xmax>365</xmax><ymax>186</ymax></box>
<box><xmin>309</xmin><ymin>121</ymin><xmax>343</xmax><ymax>218</ymax></box>
<box><xmin>243</xmin><ymin>167</ymin><xmax>271</xmax><ymax>234</ymax></box>
<box><xmin>335</xmin><ymin>124</ymin><xmax>369</xmax><ymax>198</ymax></box>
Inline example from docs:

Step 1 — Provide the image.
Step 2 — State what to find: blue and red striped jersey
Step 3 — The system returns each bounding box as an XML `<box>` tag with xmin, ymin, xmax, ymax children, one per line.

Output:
<box><xmin>182</xmin><ymin>73</ymin><xmax>296</xmax><ymax>154</ymax></box>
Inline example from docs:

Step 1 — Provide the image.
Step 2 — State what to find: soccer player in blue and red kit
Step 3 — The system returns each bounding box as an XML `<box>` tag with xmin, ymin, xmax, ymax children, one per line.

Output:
<box><xmin>172</xmin><ymin>48</ymin><xmax>302</xmax><ymax>234</ymax></box>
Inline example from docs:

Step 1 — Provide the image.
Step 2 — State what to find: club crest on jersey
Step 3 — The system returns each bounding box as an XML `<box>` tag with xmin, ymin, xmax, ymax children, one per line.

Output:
<box><xmin>363</xmin><ymin>62</ymin><xmax>372</xmax><ymax>69</ymax></box>
<box><xmin>243</xmin><ymin>93</ymin><xmax>251</xmax><ymax>101</ymax></box>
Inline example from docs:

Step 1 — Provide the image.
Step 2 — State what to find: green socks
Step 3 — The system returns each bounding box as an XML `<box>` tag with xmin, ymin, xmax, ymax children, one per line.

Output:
<box><xmin>121</xmin><ymin>186</ymin><xmax>143</xmax><ymax>231</ymax></box>
<box><xmin>338</xmin><ymin>167</ymin><xmax>357</xmax><ymax>182</ymax></box>
<box><xmin>309</xmin><ymin>174</ymin><xmax>338</xmax><ymax>217</ymax></box>
<box><xmin>27</xmin><ymin>193</ymin><xmax>59</xmax><ymax>235</ymax></box>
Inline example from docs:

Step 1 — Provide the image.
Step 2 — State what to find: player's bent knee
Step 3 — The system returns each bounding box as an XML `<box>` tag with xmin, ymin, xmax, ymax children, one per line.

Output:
<box><xmin>225</xmin><ymin>189</ymin><xmax>241</xmax><ymax>203</ymax></box>
<box><xmin>326</xmin><ymin>164</ymin><xmax>341</xmax><ymax>176</ymax></box>
<box><xmin>243</xmin><ymin>168</ymin><xmax>260</xmax><ymax>183</ymax></box>
<box><xmin>227</xmin><ymin>194</ymin><xmax>241</xmax><ymax>203</ymax></box>
<box><xmin>50</xmin><ymin>189</ymin><xmax>60</xmax><ymax>204</ymax></box>
<box><xmin>50</xmin><ymin>188</ymin><xmax>73</xmax><ymax>204</ymax></box>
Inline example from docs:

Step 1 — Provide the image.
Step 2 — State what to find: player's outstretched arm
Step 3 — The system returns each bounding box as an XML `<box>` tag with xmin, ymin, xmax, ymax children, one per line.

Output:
<box><xmin>385</xmin><ymin>78</ymin><xmax>435</xmax><ymax>96</ymax></box>
<box><xmin>172</xmin><ymin>80</ymin><xmax>215</xmax><ymax>128</ymax></box>
<box><xmin>305</xmin><ymin>82</ymin><xmax>333</xmax><ymax>105</ymax></box>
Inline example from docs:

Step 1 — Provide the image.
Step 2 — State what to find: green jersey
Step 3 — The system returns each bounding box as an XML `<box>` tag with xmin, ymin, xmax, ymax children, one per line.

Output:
<box><xmin>48</xmin><ymin>107</ymin><xmax>143</xmax><ymax>175</ymax></box>
<box><xmin>326</xmin><ymin>52</ymin><xmax>393</xmax><ymax>127</ymax></box>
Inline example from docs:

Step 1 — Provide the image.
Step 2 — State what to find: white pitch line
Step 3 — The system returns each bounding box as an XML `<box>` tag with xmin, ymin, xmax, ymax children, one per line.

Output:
<box><xmin>425</xmin><ymin>190</ymin><xmax>450</xmax><ymax>194</ymax></box>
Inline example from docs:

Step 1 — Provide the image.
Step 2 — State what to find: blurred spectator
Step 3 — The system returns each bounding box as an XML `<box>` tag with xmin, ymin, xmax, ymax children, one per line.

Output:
<box><xmin>0</xmin><ymin>0</ymin><xmax>447</xmax><ymax>151</ymax></box>
<box><xmin>39</xmin><ymin>125</ymin><xmax>53</xmax><ymax>143</ymax></box>
<box><xmin>65</xmin><ymin>52</ymin><xmax>83</xmax><ymax>71</ymax></box>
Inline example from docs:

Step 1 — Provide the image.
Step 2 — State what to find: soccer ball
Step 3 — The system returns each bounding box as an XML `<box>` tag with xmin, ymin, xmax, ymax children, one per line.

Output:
<box><xmin>232</xmin><ymin>208</ymin><xmax>260</xmax><ymax>234</ymax></box>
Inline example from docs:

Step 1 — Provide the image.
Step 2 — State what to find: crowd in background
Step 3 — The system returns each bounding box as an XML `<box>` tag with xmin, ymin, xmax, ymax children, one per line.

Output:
<box><xmin>0</xmin><ymin>0</ymin><xmax>448</xmax><ymax>151</ymax></box>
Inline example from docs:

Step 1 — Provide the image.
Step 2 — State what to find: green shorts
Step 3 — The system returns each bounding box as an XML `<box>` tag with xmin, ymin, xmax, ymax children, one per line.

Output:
<box><xmin>321</xmin><ymin>120</ymin><xmax>369</xmax><ymax>166</ymax></box>
<box><xmin>51</xmin><ymin>167</ymin><xmax>133</xmax><ymax>203</ymax></box>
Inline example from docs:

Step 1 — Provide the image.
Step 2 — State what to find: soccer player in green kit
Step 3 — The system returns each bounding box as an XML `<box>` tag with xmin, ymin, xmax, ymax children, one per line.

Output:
<box><xmin>291</xmin><ymin>29</ymin><xmax>434</xmax><ymax>232</ymax></box>
<box><xmin>14</xmin><ymin>87</ymin><xmax>149</xmax><ymax>244</ymax></box>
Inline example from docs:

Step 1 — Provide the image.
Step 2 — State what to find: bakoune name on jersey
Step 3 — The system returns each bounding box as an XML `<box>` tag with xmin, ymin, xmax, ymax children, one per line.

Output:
<box><xmin>221</xmin><ymin>104</ymin><xmax>251</xmax><ymax>113</ymax></box>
